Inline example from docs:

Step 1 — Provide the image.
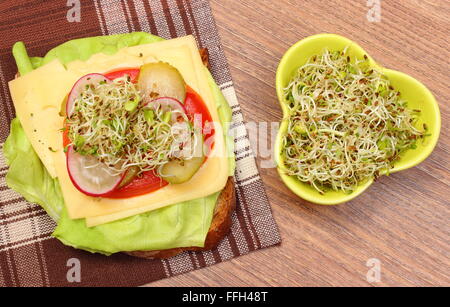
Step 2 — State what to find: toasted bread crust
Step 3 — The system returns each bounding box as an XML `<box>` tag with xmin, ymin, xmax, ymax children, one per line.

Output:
<box><xmin>126</xmin><ymin>177</ymin><xmax>236</xmax><ymax>259</ymax></box>
<box><xmin>199</xmin><ymin>48</ymin><xmax>210</xmax><ymax>69</ymax></box>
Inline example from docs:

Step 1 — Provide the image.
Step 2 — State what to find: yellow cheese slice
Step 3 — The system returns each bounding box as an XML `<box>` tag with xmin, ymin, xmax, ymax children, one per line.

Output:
<box><xmin>8</xmin><ymin>61</ymin><xmax>79</xmax><ymax>177</ymax></box>
<box><xmin>9</xmin><ymin>35</ymin><xmax>229</xmax><ymax>225</ymax></box>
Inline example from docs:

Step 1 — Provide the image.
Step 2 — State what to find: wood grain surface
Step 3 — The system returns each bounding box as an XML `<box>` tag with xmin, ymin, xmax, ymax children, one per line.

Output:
<box><xmin>150</xmin><ymin>0</ymin><xmax>449</xmax><ymax>287</ymax></box>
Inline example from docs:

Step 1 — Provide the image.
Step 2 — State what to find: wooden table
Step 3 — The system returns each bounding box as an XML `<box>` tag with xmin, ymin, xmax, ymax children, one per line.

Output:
<box><xmin>152</xmin><ymin>0</ymin><xmax>449</xmax><ymax>287</ymax></box>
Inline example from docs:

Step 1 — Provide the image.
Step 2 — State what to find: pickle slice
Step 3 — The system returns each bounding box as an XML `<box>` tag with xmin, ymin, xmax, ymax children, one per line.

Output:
<box><xmin>117</xmin><ymin>166</ymin><xmax>140</xmax><ymax>189</ymax></box>
<box><xmin>160</xmin><ymin>129</ymin><xmax>204</xmax><ymax>184</ymax></box>
<box><xmin>59</xmin><ymin>94</ymin><xmax>68</xmax><ymax>117</ymax></box>
<box><xmin>160</xmin><ymin>156</ymin><xmax>204</xmax><ymax>185</ymax></box>
<box><xmin>138</xmin><ymin>62</ymin><xmax>186</xmax><ymax>103</ymax></box>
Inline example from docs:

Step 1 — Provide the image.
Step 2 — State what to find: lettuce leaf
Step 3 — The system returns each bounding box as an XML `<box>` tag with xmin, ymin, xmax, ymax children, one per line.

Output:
<box><xmin>4</xmin><ymin>118</ymin><xmax>64</xmax><ymax>221</ymax></box>
<box><xmin>5</xmin><ymin>32</ymin><xmax>234</xmax><ymax>255</ymax></box>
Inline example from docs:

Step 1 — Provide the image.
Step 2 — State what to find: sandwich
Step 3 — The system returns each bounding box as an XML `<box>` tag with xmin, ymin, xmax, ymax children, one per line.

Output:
<box><xmin>5</xmin><ymin>32</ymin><xmax>236</xmax><ymax>259</ymax></box>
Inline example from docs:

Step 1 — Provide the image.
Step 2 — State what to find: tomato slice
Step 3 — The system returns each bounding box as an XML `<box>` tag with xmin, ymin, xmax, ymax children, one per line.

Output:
<box><xmin>63</xmin><ymin>122</ymin><xmax>70</xmax><ymax>148</ymax></box>
<box><xmin>184</xmin><ymin>85</ymin><xmax>215</xmax><ymax>141</ymax></box>
<box><xmin>64</xmin><ymin>69</ymin><xmax>216</xmax><ymax>199</ymax></box>
<box><xmin>104</xmin><ymin>170</ymin><xmax>168</xmax><ymax>199</ymax></box>
<box><xmin>104</xmin><ymin>68</ymin><xmax>140</xmax><ymax>83</ymax></box>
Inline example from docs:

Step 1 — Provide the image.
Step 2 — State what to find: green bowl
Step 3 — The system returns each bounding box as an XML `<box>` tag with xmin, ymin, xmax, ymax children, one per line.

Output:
<box><xmin>275</xmin><ymin>33</ymin><xmax>441</xmax><ymax>205</ymax></box>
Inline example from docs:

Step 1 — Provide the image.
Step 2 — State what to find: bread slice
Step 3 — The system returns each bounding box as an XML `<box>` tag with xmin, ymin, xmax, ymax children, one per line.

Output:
<box><xmin>126</xmin><ymin>177</ymin><xmax>236</xmax><ymax>259</ymax></box>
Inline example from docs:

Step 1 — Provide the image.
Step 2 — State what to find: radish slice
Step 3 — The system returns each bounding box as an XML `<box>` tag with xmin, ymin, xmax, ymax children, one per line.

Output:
<box><xmin>66</xmin><ymin>146</ymin><xmax>124</xmax><ymax>197</ymax></box>
<box><xmin>144</xmin><ymin>97</ymin><xmax>187</xmax><ymax>123</ymax></box>
<box><xmin>66</xmin><ymin>73</ymin><xmax>109</xmax><ymax>117</ymax></box>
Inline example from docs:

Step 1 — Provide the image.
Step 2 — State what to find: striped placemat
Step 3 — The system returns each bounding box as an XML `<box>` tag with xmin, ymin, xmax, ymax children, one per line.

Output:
<box><xmin>0</xmin><ymin>0</ymin><xmax>280</xmax><ymax>287</ymax></box>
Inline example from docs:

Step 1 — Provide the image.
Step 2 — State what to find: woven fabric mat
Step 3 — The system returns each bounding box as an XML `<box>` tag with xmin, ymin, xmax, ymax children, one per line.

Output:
<box><xmin>0</xmin><ymin>0</ymin><xmax>280</xmax><ymax>287</ymax></box>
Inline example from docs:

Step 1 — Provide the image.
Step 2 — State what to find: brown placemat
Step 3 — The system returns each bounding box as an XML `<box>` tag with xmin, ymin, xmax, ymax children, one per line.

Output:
<box><xmin>0</xmin><ymin>0</ymin><xmax>280</xmax><ymax>287</ymax></box>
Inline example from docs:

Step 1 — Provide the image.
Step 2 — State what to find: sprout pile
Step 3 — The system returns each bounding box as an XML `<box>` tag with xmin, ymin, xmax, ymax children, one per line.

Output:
<box><xmin>67</xmin><ymin>76</ymin><xmax>192</xmax><ymax>176</ymax></box>
<box><xmin>282</xmin><ymin>48</ymin><xmax>428</xmax><ymax>194</ymax></box>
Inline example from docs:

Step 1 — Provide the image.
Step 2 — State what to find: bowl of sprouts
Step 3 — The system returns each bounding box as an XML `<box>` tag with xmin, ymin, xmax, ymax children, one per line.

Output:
<box><xmin>275</xmin><ymin>34</ymin><xmax>441</xmax><ymax>205</ymax></box>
